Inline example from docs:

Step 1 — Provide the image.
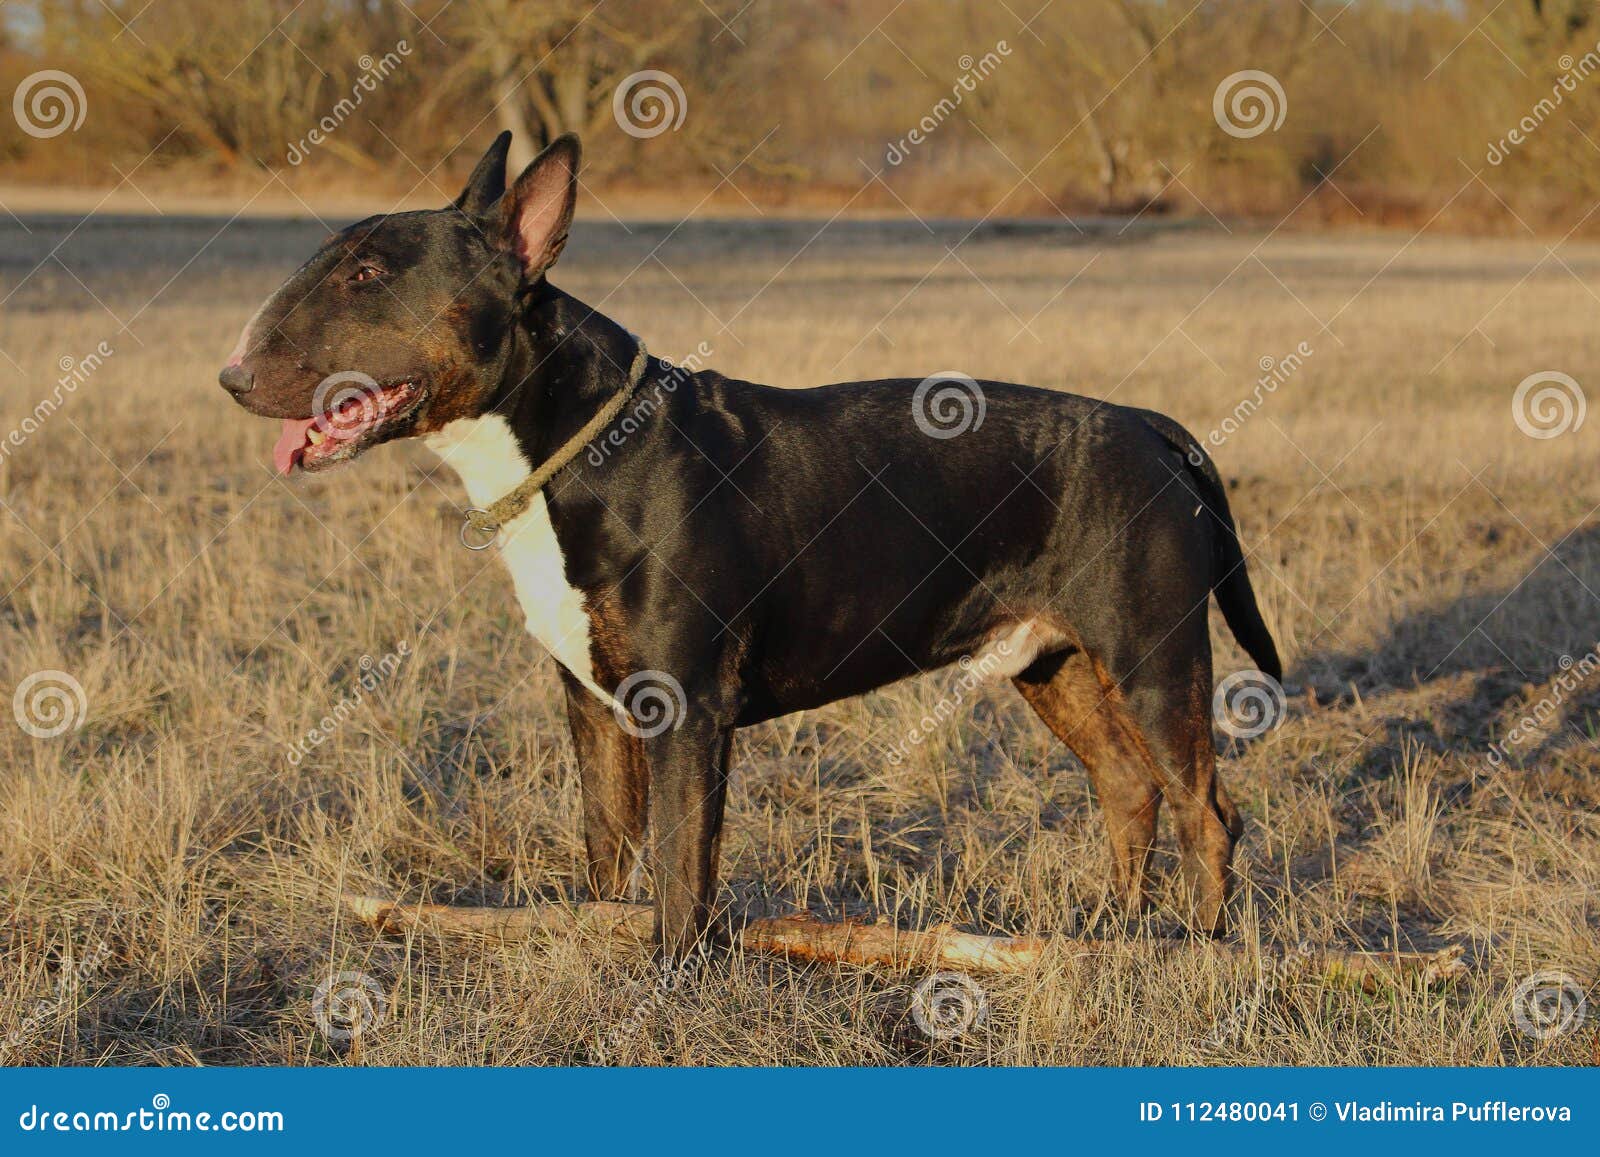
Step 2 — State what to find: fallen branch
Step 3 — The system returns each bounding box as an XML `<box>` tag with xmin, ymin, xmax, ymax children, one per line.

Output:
<box><xmin>341</xmin><ymin>895</ymin><xmax>1466</xmax><ymax>988</ymax></box>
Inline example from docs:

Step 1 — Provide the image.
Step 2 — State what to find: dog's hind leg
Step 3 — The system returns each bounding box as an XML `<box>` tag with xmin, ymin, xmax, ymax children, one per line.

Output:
<box><xmin>1013</xmin><ymin>648</ymin><xmax>1163</xmax><ymax>920</ymax></box>
<box><xmin>1016</xmin><ymin>641</ymin><xmax>1236</xmax><ymax>933</ymax></box>
<box><xmin>562</xmin><ymin>669</ymin><xmax>649</xmax><ymax>901</ymax></box>
<box><xmin>1112</xmin><ymin>617</ymin><xmax>1239</xmax><ymax>936</ymax></box>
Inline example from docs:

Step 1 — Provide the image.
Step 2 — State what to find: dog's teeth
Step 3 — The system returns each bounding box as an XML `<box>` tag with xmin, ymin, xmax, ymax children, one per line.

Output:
<box><xmin>307</xmin><ymin>428</ymin><xmax>326</xmax><ymax>446</ymax></box>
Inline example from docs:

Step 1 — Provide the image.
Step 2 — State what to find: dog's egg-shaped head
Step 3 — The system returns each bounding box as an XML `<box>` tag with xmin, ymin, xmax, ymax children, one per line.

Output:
<box><xmin>217</xmin><ymin>131</ymin><xmax>580</xmax><ymax>474</ymax></box>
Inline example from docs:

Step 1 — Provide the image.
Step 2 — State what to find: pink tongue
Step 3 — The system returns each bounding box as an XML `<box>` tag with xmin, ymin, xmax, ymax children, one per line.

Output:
<box><xmin>273</xmin><ymin>417</ymin><xmax>317</xmax><ymax>475</ymax></box>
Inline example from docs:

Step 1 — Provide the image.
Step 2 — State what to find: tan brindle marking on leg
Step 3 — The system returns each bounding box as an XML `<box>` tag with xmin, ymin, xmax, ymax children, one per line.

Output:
<box><xmin>1013</xmin><ymin>649</ymin><xmax>1164</xmax><ymax>917</ymax></box>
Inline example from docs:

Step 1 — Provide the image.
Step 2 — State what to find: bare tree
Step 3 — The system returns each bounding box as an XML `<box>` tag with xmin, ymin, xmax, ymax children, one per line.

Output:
<box><xmin>42</xmin><ymin>0</ymin><xmax>423</xmax><ymax>171</ymax></box>
<box><xmin>446</xmin><ymin>0</ymin><xmax>697</xmax><ymax>173</ymax></box>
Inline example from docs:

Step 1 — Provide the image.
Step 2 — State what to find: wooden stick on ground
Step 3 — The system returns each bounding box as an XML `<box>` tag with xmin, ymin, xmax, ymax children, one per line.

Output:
<box><xmin>341</xmin><ymin>895</ymin><xmax>1467</xmax><ymax>988</ymax></box>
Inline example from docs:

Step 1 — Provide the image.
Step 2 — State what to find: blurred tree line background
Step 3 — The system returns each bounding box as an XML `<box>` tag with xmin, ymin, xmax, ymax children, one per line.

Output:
<box><xmin>2</xmin><ymin>0</ymin><xmax>1599</xmax><ymax>229</ymax></box>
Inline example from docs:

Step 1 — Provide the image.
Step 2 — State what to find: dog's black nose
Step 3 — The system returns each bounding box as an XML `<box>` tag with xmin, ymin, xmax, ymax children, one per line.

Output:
<box><xmin>218</xmin><ymin>363</ymin><xmax>254</xmax><ymax>395</ymax></box>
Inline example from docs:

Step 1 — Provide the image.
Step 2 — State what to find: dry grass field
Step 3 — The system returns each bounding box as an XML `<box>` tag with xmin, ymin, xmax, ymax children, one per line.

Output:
<box><xmin>0</xmin><ymin>210</ymin><xmax>1596</xmax><ymax>1066</ymax></box>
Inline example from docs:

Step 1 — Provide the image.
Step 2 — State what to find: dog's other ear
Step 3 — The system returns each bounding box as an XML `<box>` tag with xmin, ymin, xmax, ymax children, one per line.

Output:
<box><xmin>453</xmin><ymin>131</ymin><xmax>513</xmax><ymax>216</ymax></box>
<box><xmin>497</xmin><ymin>133</ymin><xmax>580</xmax><ymax>281</ymax></box>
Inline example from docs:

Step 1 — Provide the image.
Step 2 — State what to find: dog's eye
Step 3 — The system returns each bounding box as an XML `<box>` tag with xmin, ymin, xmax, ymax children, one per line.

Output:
<box><xmin>351</xmin><ymin>265</ymin><xmax>382</xmax><ymax>283</ymax></box>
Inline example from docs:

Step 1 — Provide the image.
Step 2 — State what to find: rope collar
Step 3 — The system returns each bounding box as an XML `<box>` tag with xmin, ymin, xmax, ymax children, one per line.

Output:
<box><xmin>460</xmin><ymin>340</ymin><xmax>649</xmax><ymax>550</ymax></box>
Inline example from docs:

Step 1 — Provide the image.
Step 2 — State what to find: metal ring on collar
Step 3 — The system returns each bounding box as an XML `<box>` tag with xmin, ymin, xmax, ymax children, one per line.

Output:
<box><xmin>460</xmin><ymin>508</ymin><xmax>499</xmax><ymax>551</ymax></box>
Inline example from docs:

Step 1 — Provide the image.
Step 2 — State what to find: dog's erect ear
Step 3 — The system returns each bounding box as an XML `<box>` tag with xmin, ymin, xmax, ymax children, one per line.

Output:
<box><xmin>453</xmin><ymin>131</ymin><xmax>513</xmax><ymax>216</ymax></box>
<box><xmin>497</xmin><ymin>133</ymin><xmax>580</xmax><ymax>281</ymax></box>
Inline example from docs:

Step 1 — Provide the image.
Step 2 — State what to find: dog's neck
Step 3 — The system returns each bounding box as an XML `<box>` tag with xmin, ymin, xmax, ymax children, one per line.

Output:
<box><xmin>427</xmin><ymin>283</ymin><xmax>671</xmax><ymax>564</ymax></box>
<box><xmin>494</xmin><ymin>283</ymin><xmax>643</xmax><ymax>471</ymax></box>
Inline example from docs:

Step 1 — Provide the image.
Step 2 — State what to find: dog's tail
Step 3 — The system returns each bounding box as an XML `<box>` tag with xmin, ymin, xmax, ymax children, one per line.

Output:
<box><xmin>1136</xmin><ymin>410</ymin><xmax>1283</xmax><ymax>683</ymax></box>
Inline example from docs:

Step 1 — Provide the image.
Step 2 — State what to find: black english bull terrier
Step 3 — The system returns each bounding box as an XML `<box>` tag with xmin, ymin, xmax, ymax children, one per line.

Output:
<box><xmin>219</xmin><ymin>131</ymin><xmax>1281</xmax><ymax>956</ymax></box>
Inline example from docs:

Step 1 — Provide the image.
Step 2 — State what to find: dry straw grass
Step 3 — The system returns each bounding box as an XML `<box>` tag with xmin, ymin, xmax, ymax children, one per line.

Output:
<box><xmin>0</xmin><ymin>214</ymin><xmax>1596</xmax><ymax>1065</ymax></box>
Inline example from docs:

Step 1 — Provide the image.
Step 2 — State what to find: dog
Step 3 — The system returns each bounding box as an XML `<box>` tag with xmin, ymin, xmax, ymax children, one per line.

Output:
<box><xmin>219</xmin><ymin>131</ymin><xmax>1281</xmax><ymax>956</ymax></box>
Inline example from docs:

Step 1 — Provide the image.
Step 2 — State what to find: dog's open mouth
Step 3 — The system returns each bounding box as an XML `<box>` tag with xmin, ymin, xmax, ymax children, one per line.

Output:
<box><xmin>273</xmin><ymin>380</ymin><xmax>426</xmax><ymax>475</ymax></box>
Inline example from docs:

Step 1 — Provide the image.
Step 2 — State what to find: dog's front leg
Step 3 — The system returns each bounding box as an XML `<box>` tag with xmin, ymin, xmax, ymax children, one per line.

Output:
<box><xmin>644</xmin><ymin>715</ymin><xmax>733</xmax><ymax>960</ymax></box>
<box><xmin>562</xmin><ymin>670</ymin><xmax>648</xmax><ymax>901</ymax></box>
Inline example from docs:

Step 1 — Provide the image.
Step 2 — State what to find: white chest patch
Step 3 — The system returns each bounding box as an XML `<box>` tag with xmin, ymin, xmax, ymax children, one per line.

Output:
<box><xmin>425</xmin><ymin>415</ymin><xmax>614</xmax><ymax>705</ymax></box>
